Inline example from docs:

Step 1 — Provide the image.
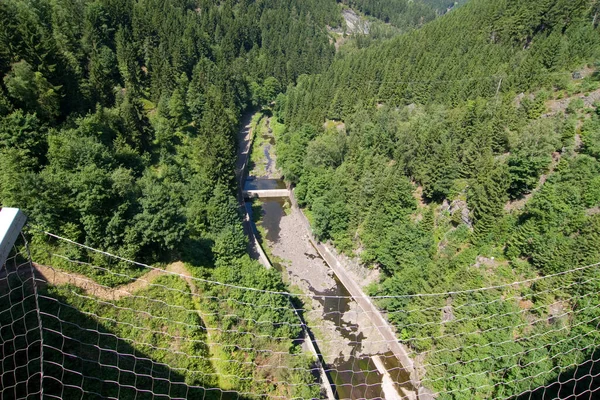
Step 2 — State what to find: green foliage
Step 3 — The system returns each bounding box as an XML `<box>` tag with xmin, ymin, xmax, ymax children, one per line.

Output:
<box><xmin>38</xmin><ymin>276</ymin><xmax>219</xmax><ymax>399</ymax></box>
<box><xmin>4</xmin><ymin>60</ymin><xmax>60</xmax><ymax>120</ymax></box>
<box><xmin>283</xmin><ymin>0</ymin><xmax>600</xmax><ymax>127</ymax></box>
<box><xmin>2</xmin><ymin>0</ymin><xmax>599</xmax><ymax>396</ymax></box>
<box><xmin>566</xmin><ymin>97</ymin><xmax>585</xmax><ymax>114</ymax></box>
<box><xmin>507</xmin><ymin>118</ymin><xmax>562</xmax><ymax>198</ymax></box>
<box><xmin>250</xmin><ymin>77</ymin><xmax>280</xmax><ymax>108</ymax></box>
<box><xmin>212</xmin><ymin>224</ymin><xmax>248</xmax><ymax>265</ymax></box>
<box><xmin>0</xmin><ymin>2</ymin><xmax>338</xmax><ymax>392</ymax></box>
<box><xmin>581</xmin><ymin>110</ymin><xmax>600</xmax><ymax>159</ymax></box>
<box><xmin>194</xmin><ymin>258</ymin><xmax>320</xmax><ymax>398</ymax></box>
<box><xmin>0</xmin><ymin>110</ymin><xmax>46</xmax><ymax>164</ymax></box>
<box><xmin>469</xmin><ymin>160</ymin><xmax>510</xmax><ymax>240</ymax></box>
<box><xmin>277</xmin><ymin>124</ymin><xmax>318</xmax><ymax>183</ymax></box>
<box><xmin>341</xmin><ymin>0</ymin><xmax>459</xmax><ymax>31</ymax></box>
<box><xmin>0</xmin><ymin>0</ymin><xmax>343</xmax><ymax>265</ymax></box>
<box><xmin>510</xmin><ymin>154</ymin><xmax>600</xmax><ymax>273</ymax></box>
<box><xmin>270</xmin><ymin>1</ymin><xmax>600</xmax><ymax>397</ymax></box>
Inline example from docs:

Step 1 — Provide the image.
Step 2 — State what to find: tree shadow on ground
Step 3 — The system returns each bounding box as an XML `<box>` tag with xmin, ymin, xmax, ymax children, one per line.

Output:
<box><xmin>0</xmin><ymin>254</ymin><xmax>251</xmax><ymax>400</ymax></box>
<box><xmin>517</xmin><ymin>349</ymin><xmax>600</xmax><ymax>400</ymax></box>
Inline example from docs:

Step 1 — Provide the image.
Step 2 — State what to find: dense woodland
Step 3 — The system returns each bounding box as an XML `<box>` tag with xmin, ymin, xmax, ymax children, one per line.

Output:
<box><xmin>0</xmin><ymin>0</ymin><xmax>342</xmax><ymax>264</ymax></box>
<box><xmin>273</xmin><ymin>0</ymin><xmax>600</xmax><ymax>397</ymax></box>
<box><xmin>0</xmin><ymin>0</ymin><xmax>341</xmax><ymax>397</ymax></box>
<box><xmin>341</xmin><ymin>0</ymin><xmax>461</xmax><ymax>30</ymax></box>
<box><xmin>2</xmin><ymin>0</ymin><xmax>600</xmax><ymax>398</ymax></box>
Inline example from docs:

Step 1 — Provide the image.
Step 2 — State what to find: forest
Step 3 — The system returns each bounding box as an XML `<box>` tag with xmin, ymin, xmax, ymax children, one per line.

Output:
<box><xmin>0</xmin><ymin>0</ymin><xmax>342</xmax><ymax>397</ymax></box>
<box><xmin>2</xmin><ymin>0</ymin><xmax>600</xmax><ymax>398</ymax></box>
<box><xmin>340</xmin><ymin>0</ymin><xmax>462</xmax><ymax>30</ymax></box>
<box><xmin>0</xmin><ymin>0</ymin><xmax>342</xmax><ymax>264</ymax></box>
<box><xmin>272</xmin><ymin>0</ymin><xmax>600</xmax><ymax>397</ymax></box>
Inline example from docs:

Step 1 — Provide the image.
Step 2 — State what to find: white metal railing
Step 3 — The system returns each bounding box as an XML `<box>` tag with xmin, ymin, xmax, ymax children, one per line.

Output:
<box><xmin>0</xmin><ymin>207</ymin><xmax>27</xmax><ymax>267</ymax></box>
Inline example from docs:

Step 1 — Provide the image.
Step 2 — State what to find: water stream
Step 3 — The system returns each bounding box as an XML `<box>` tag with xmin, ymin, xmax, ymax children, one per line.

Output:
<box><xmin>244</xmin><ymin>177</ymin><xmax>287</xmax><ymax>191</ymax></box>
<box><xmin>254</xmin><ymin>197</ymin><xmax>406</xmax><ymax>399</ymax></box>
<box><xmin>243</xmin><ymin>114</ymin><xmax>409</xmax><ymax>399</ymax></box>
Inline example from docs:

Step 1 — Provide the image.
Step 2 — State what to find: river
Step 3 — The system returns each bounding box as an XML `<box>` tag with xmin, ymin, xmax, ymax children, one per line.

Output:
<box><xmin>241</xmin><ymin>113</ymin><xmax>409</xmax><ymax>399</ymax></box>
<box><xmin>248</xmin><ymin>192</ymin><xmax>407</xmax><ymax>399</ymax></box>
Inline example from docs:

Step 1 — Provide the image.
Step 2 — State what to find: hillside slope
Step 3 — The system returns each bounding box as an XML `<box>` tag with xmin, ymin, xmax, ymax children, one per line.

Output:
<box><xmin>273</xmin><ymin>0</ymin><xmax>600</xmax><ymax>397</ymax></box>
<box><xmin>283</xmin><ymin>0</ymin><xmax>600</xmax><ymax>127</ymax></box>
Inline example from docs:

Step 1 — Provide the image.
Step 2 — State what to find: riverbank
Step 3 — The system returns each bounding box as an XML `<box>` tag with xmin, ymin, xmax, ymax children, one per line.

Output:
<box><xmin>256</xmin><ymin>197</ymin><xmax>414</xmax><ymax>399</ymax></box>
<box><xmin>242</xmin><ymin>109</ymin><xmax>418</xmax><ymax>399</ymax></box>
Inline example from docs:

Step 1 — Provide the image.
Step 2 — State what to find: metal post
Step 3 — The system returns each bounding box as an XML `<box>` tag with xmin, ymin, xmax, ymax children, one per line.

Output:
<box><xmin>0</xmin><ymin>207</ymin><xmax>27</xmax><ymax>267</ymax></box>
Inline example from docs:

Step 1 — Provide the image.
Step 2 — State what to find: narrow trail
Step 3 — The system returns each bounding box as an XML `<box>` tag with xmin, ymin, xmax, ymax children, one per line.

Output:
<box><xmin>32</xmin><ymin>261</ymin><xmax>189</xmax><ymax>301</ymax></box>
<box><xmin>32</xmin><ymin>259</ymin><xmax>233</xmax><ymax>390</ymax></box>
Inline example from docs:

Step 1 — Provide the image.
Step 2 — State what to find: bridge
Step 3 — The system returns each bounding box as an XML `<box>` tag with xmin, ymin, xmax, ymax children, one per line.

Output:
<box><xmin>243</xmin><ymin>178</ymin><xmax>290</xmax><ymax>199</ymax></box>
<box><xmin>243</xmin><ymin>189</ymin><xmax>289</xmax><ymax>198</ymax></box>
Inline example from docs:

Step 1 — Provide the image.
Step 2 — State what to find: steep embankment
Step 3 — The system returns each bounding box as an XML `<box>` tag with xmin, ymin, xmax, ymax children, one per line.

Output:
<box><xmin>271</xmin><ymin>0</ymin><xmax>600</xmax><ymax>397</ymax></box>
<box><xmin>506</xmin><ymin>81</ymin><xmax>600</xmax><ymax>212</ymax></box>
<box><xmin>283</xmin><ymin>0</ymin><xmax>600</xmax><ymax>128</ymax></box>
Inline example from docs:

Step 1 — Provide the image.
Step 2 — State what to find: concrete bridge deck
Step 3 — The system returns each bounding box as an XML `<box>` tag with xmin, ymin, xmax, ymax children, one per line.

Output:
<box><xmin>243</xmin><ymin>178</ymin><xmax>290</xmax><ymax>199</ymax></box>
<box><xmin>243</xmin><ymin>189</ymin><xmax>290</xmax><ymax>198</ymax></box>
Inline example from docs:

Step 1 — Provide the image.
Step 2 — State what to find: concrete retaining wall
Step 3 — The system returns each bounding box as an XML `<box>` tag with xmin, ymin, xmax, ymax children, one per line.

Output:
<box><xmin>243</xmin><ymin>204</ymin><xmax>336</xmax><ymax>400</ymax></box>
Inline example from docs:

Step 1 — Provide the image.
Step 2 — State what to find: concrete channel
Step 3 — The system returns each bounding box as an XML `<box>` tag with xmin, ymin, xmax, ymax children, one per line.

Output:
<box><xmin>235</xmin><ymin>113</ymin><xmax>336</xmax><ymax>399</ymax></box>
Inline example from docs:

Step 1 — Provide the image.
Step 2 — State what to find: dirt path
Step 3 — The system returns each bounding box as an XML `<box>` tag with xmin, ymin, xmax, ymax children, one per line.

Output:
<box><xmin>32</xmin><ymin>259</ymin><xmax>240</xmax><ymax>392</ymax></box>
<box><xmin>33</xmin><ymin>261</ymin><xmax>189</xmax><ymax>301</ymax></box>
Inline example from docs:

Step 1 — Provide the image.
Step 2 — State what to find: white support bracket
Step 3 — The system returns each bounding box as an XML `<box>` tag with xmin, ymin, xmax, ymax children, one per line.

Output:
<box><xmin>0</xmin><ymin>208</ymin><xmax>27</xmax><ymax>267</ymax></box>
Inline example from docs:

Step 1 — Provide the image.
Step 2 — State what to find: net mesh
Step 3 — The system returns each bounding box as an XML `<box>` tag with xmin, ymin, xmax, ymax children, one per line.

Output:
<box><xmin>0</xmin><ymin>233</ymin><xmax>43</xmax><ymax>399</ymax></box>
<box><xmin>1</xmin><ymin>230</ymin><xmax>599</xmax><ymax>399</ymax></box>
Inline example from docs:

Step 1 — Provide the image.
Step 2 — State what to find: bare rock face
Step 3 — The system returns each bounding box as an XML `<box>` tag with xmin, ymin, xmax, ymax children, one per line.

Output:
<box><xmin>342</xmin><ymin>9</ymin><xmax>370</xmax><ymax>35</ymax></box>
<box><xmin>441</xmin><ymin>307</ymin><xmax>454</xmax><ymax>323</ymax></box>
<box><xmin>548</xmin><ymin>301</ymin><xmax>568</xmax><ymax>324</ymax></box>
<box><xmin>441</xmin><ymin>199</ymin><xmax>451</xmax><ymax>213</ymax></box>
<box><xmin>514</xmin><ymin>92</ymin><xmax>526</xmax><ymax>108</ymax></box>
<box><xmin>442</xmin><ymin>304</ymin><xmax>456</xmax><ymax>323</ymax></box>
<box><xmin>473</xmin><ymin>255</ymin><xmax>497</xmax><ymax>269</ymax></box>
<box><xmin>441</xmin><ymin>297</ymin><xmax>455</xmax><ymax>323</ymax></box>
<box><xmin>449</xmin><ymin>200</ymin><xmax>472</xmax><ymax>228</ymax></box>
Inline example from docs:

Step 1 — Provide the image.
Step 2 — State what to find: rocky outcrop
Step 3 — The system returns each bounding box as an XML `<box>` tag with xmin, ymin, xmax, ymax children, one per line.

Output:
<box><xmin>448</xmin><ymin>199</ymin><xmax>472</xmax><ymax>228</ymax></box>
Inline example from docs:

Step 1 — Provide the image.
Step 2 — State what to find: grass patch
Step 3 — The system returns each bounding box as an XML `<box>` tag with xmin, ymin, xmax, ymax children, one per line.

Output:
<box><xmin>38</xmin><ymin>274</ymin><xmax>218</xmax><ymax>398</ymax></box>
<box><xmin>140</xmin><ymin>98</ymin><xmax>156</xmax><ymax>112</ymax></box>
<box><xmin>248</xmin><ymin>112</ymin><xmax>270</xmax><ymax>177</ymax></box>
<box><xmin>187</xmin><ymin>260</ymin><xmax>320</xmax><ymax>399</ymax></box>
